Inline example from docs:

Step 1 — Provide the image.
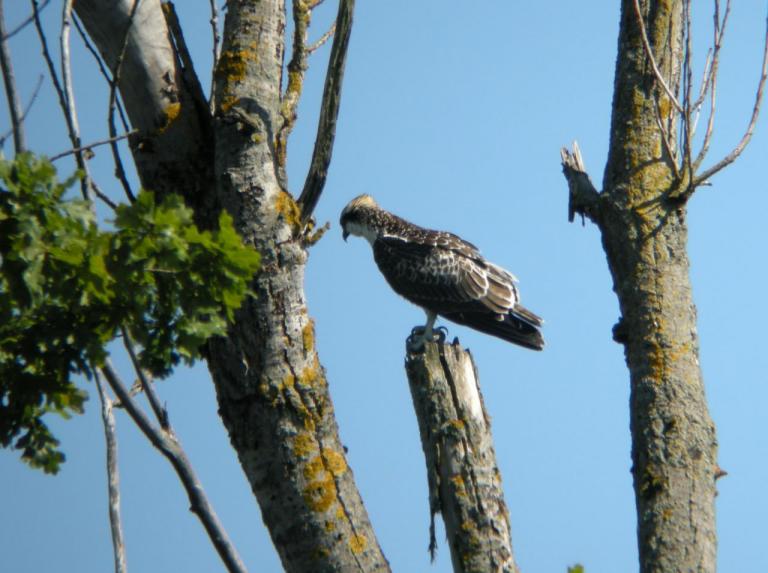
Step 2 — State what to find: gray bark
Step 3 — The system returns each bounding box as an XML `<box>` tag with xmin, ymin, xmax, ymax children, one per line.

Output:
<box><xmin>563</xmin><ymin>1</ymin><xmax>718</xmax><ymax>571</ymax></box>
<box><xmin>405</xmin><ymin>340</ymin><xmax>517</xmax><ymax>573</ymax></box>
<box><xmin>75</xmin><ymin>0</ymin><xmax>213</xmax><ymax>211</ymax></box>
<box><xmin>75</xmin><ymin>1</ymin><xmax>390</xmax><ymax>571</ymax></box>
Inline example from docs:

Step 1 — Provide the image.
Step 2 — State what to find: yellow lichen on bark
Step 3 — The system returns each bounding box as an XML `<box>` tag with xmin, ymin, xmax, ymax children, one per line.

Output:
<box><xmin>322</xmin><ymin>448</ymin><xmax>347</xmax><ymax>477</ymax></box>
<box><xmin>157</xmin><ymin>102</ymin><xmax>181</xmax><ymax>134</ymax></box>
<box><xmin>451</xmin><ymin>474</ymin><xmax>468</xmax><ymax>497</ymax></box>
<box><xmin>302</xmin><ymin>474</ymin><xmax>336</xmax><ymax>512</ymax></box>
<box><xmin>217</xmin><ymin>49</ymin><xmax>252</xmax><ymax>84</ymax></box>
<box><xmin>216</xmin><ymin>47</ymin><xmax>258</xmax><ymax>114</ymax></box>
<box><xmin>348</xmin><ymin>534</ymin><xmax>368</xmax><ymax>555</ymax></box>
<box><xmin>274</xmin><ymin>190</ymin><xmax>301</xmax><ymax>232</ymax></box>
<box><xmin>293</xmin><ymin>431</ymin><xmax>317</xmax><ymax>457</ymax></box>
<box><xmin>302</xmin><ymin>320</ymin><xmax>315</xmax><ymax>353</ymax></box>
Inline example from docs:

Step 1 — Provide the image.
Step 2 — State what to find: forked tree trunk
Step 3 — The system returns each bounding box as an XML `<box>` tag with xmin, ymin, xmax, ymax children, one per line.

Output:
<box><xmin>563</xmin><ymin>1</ymin><xmax>718</xmax><ymax>571</ymax></box>
<box><xmin>207</xmin><ymin>2</ymin><xmax>388</xmax><ymax>571</ymax></box>
<box><xmin>75</xmin><ymin>1</ymin><xmax>390</xmax><ymax>571</ymax></box>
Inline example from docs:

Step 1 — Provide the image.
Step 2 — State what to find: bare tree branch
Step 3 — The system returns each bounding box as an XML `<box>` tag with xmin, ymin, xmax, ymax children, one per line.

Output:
<box><xmin>308</xmin><ymin>22</ymin><xmax>335</xmax><ymax>54</ymax></box>
<box><xmin>0</xmin><ymin>74</ymin><xmax>42</xmax><ymax>148</ymax></box>
<box><xmin>693</xmin><ymin>12</ymin><xmax>768</xmax><ymax>186</ymax></box>
<box><xmin>48</xmin><ymin>129</ymin><xmax>136</xmax><ymax>163</ymax></box>
<box><xmin>692</xmin><ymin>0</ymin><xmax>730</xmax><ymax>172</ymax></box>
<box><xmin>208</xmin><ymin>0</ymin><xmax>221</xmax><ymax>111</ymax></box>
<box><xmin>94</xmin><ymin>371</ymin><xmax>128</xmax><ymax>573</ymax></box>
<box><xmin>276</xmin><ymin>0</ymin><xmax>312</xmax><ymax>175</ymax></box>
<box><xmin>72</xmin><ymin>13</ymin><xmax>129</xmax><ymax>132</ymax></box>
<box><xmin>654</xmin><ymin>98</ymin><xmax>680</xmax><ymax>178</ymax></box>
<box><xmin>105</xmin><ymin>0</ymin><xmax>142</xmax><ymax>203</ymax></box>
<box><xmin>1</xmin><ymin>0</ymin><xmax>50</xmax><ymax>41</ymax></box>
<box><xmin>297</xmin><ymin>0</ymin><xmax>355</xmax><ymax>223</ymax></box>
<box><xmin>120</xmin><ymin>326</ymin><xmax>168</xmax><ymax>430</ymax></box>
<box><xmin>59</xmin><ymin>0</ymin><xmax>97</xmax><ymax>200</ymax></box>
<box><xmin>560</xmin><ymin>141</ymin><xmax>601</xmax><ymax>225</ymax></box>
<box><xmin>31</xmin><ymin>0</ymin><xmax>94</xmax><ymax>200</ymax></box>
<box><xmin>99</xmin><ymin>360</ymin><xmax>248</xmax><ymax>573</ymax></box>
<box><xmin>632</xmin><ymin>0</ymin><xmax>683</xmax><ymax>112</ymax></box>
<box><xmin>0</xmin><ymin>0</ymin><xmax>26</xmax><ymax>153</ymax></box>
<box><xmin>681</xmin><ymin>0</ymin><xmax>694</xmax><ymax>181</ymax></box>
<box><xmin>162</xmin><ymin>2</ymin><xmax>211</xmax><ymax>142</ymax></box>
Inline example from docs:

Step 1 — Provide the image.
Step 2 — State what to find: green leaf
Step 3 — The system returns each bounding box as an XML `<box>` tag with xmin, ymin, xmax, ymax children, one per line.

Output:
<box><xmin>1</xmin><ymin>158</ymin><xmax>259</xmax><ymax>472</ymax></box>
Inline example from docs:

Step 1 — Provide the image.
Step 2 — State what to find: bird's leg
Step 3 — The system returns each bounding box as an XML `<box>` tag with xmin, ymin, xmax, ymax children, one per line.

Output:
<box><xmin>408</xmin><ymin>311</ymin><xmax>443</xmax><ymax>351</ymax></box>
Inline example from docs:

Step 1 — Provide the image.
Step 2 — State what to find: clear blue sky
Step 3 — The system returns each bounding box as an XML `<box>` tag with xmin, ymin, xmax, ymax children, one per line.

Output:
<box><xmin>2</xmin><ymin>2</ymin><xmax>767</xmax><ymax>572</ymax></box>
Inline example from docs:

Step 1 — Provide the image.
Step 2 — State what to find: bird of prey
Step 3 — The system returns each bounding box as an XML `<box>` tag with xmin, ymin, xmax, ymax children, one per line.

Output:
<box><xmin>340</xmin><ymin>195</ymin><xmax>544</xmax><ymax>350</ymax></box>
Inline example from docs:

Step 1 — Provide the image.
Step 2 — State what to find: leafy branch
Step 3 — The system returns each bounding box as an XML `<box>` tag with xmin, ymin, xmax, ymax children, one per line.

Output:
<box><xmin>0</xmin><ymin>153</ymin><xmax>260</xmax><ymax>472</ymax></box>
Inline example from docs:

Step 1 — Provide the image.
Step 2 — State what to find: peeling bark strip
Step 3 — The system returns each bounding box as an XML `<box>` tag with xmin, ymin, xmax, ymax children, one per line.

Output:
<box><xmin>563</xmin><ymin>1</ymin><xmax>718</xmax><ymax>571</ymax></box>
<box><xmin>405</xmin><ymin>340</ymin><xmax>517</xmax><ymax>573</ymax></box>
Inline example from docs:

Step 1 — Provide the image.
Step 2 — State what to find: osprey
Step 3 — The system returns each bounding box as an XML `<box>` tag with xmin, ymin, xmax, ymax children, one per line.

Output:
<box><xmin>340</xmin><ymin>195</ymin><xmax>544</xmax><ymax>350</ymax></box>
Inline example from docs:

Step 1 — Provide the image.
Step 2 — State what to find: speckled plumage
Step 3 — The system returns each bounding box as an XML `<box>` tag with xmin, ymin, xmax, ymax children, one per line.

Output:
<box><xmin>340</xmin><ymin>195</ymin><xmax>544</xmax><ymax>350</ymax></box>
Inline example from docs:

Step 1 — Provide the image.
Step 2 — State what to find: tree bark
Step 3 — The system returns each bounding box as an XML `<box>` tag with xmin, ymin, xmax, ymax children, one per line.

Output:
<box><xmin>564</xmin><ymin>1</ymin><xmax>719</xmax><ymax>571</ymax></box>
<box><xmin>74</xmin><ymin>0</ymin><xmax>214</xmax><ymax>211</ymax></box>
<box><xmin>75</xmin><ymin>1</ymin><xmax>390</xmax><ymax>571</ymax></box>
<box><xmin>405</xmin><ymin>340</ymin><xmax>517</xmax><ymax>573</ymax></box>
<box><xmin>208</xmin><ymin>2</ymin><xmax>388</xmax><ymax>571</ymax></box>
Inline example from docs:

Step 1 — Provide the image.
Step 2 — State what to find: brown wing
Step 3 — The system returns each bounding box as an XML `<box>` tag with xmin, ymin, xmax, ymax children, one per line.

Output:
<box><xmin>372</xmin><ymin>233</ymin><xmax>527</xmax><ymax>320</ymax></box>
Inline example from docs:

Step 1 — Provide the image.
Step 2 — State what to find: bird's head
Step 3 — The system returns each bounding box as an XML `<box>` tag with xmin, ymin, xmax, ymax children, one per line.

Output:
<box><xmin>340</xmin><ymin>194</ymin><xmax>380</xmax><ymax>244</ymax></box>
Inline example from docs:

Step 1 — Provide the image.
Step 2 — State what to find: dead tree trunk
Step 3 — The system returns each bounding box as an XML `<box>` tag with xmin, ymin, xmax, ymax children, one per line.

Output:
<box><xmin>405</xmin><ymin>340</ymin><xmax>517</xmax><ymax>573</ymax></box>
<box><xmin>562</xmin><ymin>1</ymin><xmax>719</xmax><ymax>571</ymax></box>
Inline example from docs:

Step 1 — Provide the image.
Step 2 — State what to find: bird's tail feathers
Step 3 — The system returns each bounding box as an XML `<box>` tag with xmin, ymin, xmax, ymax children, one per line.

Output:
<box><xmin>442</xmin><ymin>311</ymin><xmax>544</xmax><ymax>351</ymax></box>
<box><xmin>511</xmin><ymin>304</ymin><xmax>543</xmax><ymax>327</ymax></box>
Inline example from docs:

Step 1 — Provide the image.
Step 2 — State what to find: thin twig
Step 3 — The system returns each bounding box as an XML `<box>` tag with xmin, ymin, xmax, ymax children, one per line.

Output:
<box><xmin>120</xmin><ymin>326</ymin><xmax>168</xmax><ymax>430</ymax></box>
<box><xmin>31</xmin><ymin>0</ymin><xmax>94</xmax><ymax>200</ymax></box>
<box><xmin>654</xmin><ymin>98</ymin><xmax>680</xmax><ymax>178</ymax></box>
<box><xmin>60</xmin><ymin>0</ymin><xmax>96</xmax><ymax>200</ymax></box>
<box><xmin>100</xmin><ymin>360</ymin><xmax>247</xmax><ymax>573</ymax></box>
<box><xmin>0</xmin><ymin>74</ymin><xmax>42</xmax><ymax>148</ymax></box>
<box><xmin>208</xmin><ymin>0</ymin><xmax>220</xmax><ymax>110</ymax></box>
<box><xmin>0</xmin><ymin>0</ymin><xmax>26</xmax><ymax>153</ymax></box>
<box><xmin>90</xmin><ymin>179</ymin><xmax>118</xmax><ymax>211</ymax></box>
<box><xmin>106</xmin><ymin>0</ymin><xmax>142</xmax><ymax>203</ymax></box>
<box><xmin>298</xmin><ymin>0</ymin><xmax>356</xmax><ymax>223</ymax></box>
<box><xmin>691</xmin><ymin>48</ymin><xmax>712</xmax><ymax>119</ymax></box>
<box><xmin>94</xmin><ymin>370</ymin><xmax>128</xmax><ymax>573</ymax></box>
<box><xmin>632</xmin><ymin>0</ymin><xmax>683</xmax><ymax>112</ymax></box>
<box><xmin>693</xmin><ymin>12</ymin><xmax>768</xmax><ymax>186</ymax></box>
<box><xmin>681</xmin><ymin>0</ymin><xmax>694</xmax><ymax>182</ymax></box>
<box><xmin>308</xmin><ymin>22</ymin><xmax>335</xmax><ymax>54</ymax></box>
<box><xmin>1</xmin><ymin>0</ymin><xmax>50</xmax><ymax>41</ymax></box>
<box><xmin>693</xmin><ymin>0</ymin><xmax>731</xmax><ymax>172</ymax></box>
<box><xmin>72</xmin><ymin>13</ymin><xmax>129</xmax><ymax>131</ymax></box>
<box><xmin>48</xmin><ymin>129</ymin><xmax>137</xmax><ymax>161</ymax></box>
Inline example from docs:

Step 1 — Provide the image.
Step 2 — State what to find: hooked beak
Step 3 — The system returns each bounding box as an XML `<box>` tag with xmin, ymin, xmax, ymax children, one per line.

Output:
<box><xmin>342</xmin><ymin>229</ymin><xmax>349</xmax><ymax>242</ymax></box>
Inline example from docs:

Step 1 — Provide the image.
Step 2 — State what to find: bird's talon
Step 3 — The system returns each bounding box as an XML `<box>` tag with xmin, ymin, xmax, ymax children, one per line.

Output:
<box><xmin>406</xmin><ymin>333</ymin><xmax>427</xmax><ymax>352</ymax></box>
<box><xmin>410</xmin><ymin>325</ymin><xmax>426</xmax><ymax>338</ymax></box>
